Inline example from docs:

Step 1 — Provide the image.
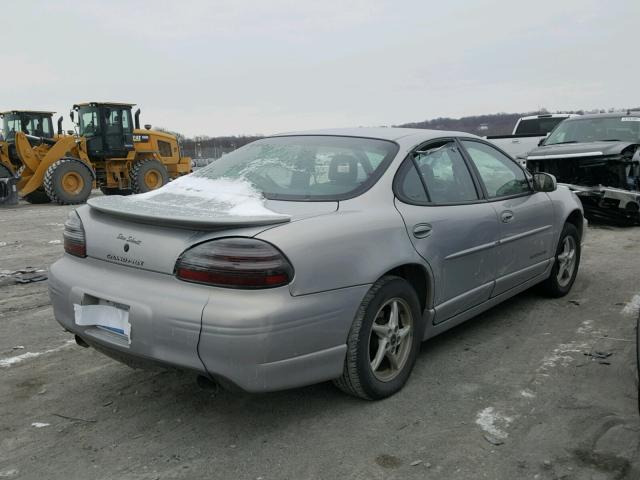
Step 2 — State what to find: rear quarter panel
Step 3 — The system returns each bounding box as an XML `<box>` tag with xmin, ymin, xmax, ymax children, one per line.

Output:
<box><xmin>257</xmin><ymin>198</ymin><xmax>427</xmax><ymax>297</ymax></box>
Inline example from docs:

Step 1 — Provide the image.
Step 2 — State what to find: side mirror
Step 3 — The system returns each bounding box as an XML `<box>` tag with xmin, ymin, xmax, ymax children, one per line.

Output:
<box><xmin>532</xmin><ymin>172</ymin><xmax>557</xmax><ymax>192</ymax></box>
<box><xmin>69</xmin><ymin>111</ymin><xmax>75</xmax><ymax>123</ymax></box>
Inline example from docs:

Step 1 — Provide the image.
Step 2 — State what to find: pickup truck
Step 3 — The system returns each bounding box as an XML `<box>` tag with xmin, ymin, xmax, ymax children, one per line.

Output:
<box><xmin>526</xmin><ymin>112</ymin><xmax>640</xmax><ymax>225</ymax></box>
<box><xmin>487</xmin><ymin>114</ymin><xmax>577</xmax><ymax>163</ymax></box>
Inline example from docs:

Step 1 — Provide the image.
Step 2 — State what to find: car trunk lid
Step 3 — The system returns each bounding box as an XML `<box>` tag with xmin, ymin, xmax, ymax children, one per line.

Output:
<box><xmin>80</xmin><ymin>180</ymin><xmax>337</xmax><ymax>275</ymax></box>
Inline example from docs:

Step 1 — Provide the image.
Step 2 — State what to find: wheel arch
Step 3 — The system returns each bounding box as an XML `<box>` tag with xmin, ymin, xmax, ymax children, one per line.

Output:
<box><xmin>565</xmin><ymin>209</ymin><xmax>584</xmax><ymax>240</ymax></box>
<box><xmin>380</xmin><ymin>263</ymin><xmax>433</xmax><ymax>314</ymax></box>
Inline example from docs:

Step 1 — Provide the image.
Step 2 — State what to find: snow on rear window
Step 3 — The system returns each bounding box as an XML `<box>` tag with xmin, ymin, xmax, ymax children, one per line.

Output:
<box><xmin>89</xmin><ymin>176</ymin><xmax>288</xmax><ymax>221</ymax></box>
<box><xmin>193</xmin><ymin>135</ymin><xmax>398</xmax><ymax>200</ymax></box>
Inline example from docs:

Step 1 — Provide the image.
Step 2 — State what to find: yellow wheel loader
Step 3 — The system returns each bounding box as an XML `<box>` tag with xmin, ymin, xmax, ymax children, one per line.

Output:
<box><xmin>0</xmin><ymin>110</ymin><xmax>65</xmax><ymax>203</ymax></box>
<box><xmin>3</xmin><ymin>102</ymin><xmax>191</xmax><ymax>205</ymax></box>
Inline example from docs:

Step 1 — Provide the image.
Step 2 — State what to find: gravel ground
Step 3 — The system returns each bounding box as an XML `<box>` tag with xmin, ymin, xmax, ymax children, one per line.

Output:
<box><xmin>0</xmin><ymin>195</ymin><xmax>639</xmax><ymax>480</ymax></box>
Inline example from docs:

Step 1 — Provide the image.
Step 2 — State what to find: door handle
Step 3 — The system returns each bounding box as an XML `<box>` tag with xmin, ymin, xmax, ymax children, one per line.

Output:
<box><xmin>500</xmin><ymin>210</ymin><xmax>514</xmax><ymax>223</ymax></box>
<box><xmin>413</xmin><ymin>223</ymin><xmax>432</xmax><ymax>238</ymax></box>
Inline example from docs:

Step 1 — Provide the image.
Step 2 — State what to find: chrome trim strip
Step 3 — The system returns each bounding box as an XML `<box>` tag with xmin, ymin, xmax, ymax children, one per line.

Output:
<box><xmin>445</xmin><ymin>240</ymin><xmax>497</xmax><ymax>260</ymax></box>
<box><xmin>498</xmin><ymin>225</ymin><xmax>552</xmax><ymax>245</ymax></box>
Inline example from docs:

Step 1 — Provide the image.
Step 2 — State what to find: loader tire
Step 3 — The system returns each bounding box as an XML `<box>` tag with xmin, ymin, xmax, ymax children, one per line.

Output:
<box><xmin>44</xmin><ymin>158</ymin><xmax>94</xmax><ymax>205</ymax></box>
<box><xmin>130</xmin><ymin>159</ymin><xmax>168</xmax><ymax>194</ymax></box>
<box><xmin>23</xmin><ymin>189</ymin><xmax>51</xmax><ymax>204</ymax></box>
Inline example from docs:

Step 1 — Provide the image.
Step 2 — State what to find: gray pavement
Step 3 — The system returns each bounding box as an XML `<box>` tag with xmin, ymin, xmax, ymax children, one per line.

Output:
<box><xmin>0</xmin><ymin>195</ymin><xmax>639</xmax><ymax>480</ymax></box>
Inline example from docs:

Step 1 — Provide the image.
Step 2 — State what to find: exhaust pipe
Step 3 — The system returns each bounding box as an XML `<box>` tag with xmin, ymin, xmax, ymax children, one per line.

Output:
<box><xmin>57</xmin><ymin>116</ymin><xmax>63</xmax><ymax>135</ymax></box>
<box><xmin>196</xmin><ymin>375</ymin><xmax>220</xmax><ymax>393</ymax></box>
<box><xmin>75</xmin><ymin>335</ymin><xmax>90</xmax><ymax>348</ymax></box>
<box><xmin>134</xmin><ymin>108</ymin><xmax>141</xmax><ymax>130</ymax></box>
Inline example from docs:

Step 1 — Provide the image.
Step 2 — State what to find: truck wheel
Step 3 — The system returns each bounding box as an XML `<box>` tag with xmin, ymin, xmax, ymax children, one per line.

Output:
<box><xmin>130</xmin><ymin>159</ymin><xmax>168</xmax><ymax>194</ymax></box>
<box><xmin>333</xmin><ymin>275</ymin><xmax>423</xmax><ymax>400</ymax></box>
<box><xmin>44</xmin><ymin>158</ymin><xmax>94</xmax><ymax>205</ymax></box>
<box><xmin>23</xmin><ymin>189</ymin><xmax>51</xmax><ymax>204</ymax></box>
<box><xmin>540</xmin><ymin>223</ymin><xmax>581</xmax><ymax>297</ymax></box>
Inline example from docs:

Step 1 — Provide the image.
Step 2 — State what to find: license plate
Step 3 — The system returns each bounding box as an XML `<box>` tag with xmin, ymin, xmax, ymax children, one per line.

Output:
<box><xmin>74</xmin><ymin>303</ymin><xmax>131</xmax><ymax>343</ymax></box>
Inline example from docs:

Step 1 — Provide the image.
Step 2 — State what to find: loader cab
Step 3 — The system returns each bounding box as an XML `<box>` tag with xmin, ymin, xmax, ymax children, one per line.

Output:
<box><xmin>1</xmin><ymin>111</ymin><xmax>55</xmax><ymax>142</ymax></box>
<box><xmin>74</xmin><ymin>102</ymin><xmax>134</xmax><ymax>159</ymax></box>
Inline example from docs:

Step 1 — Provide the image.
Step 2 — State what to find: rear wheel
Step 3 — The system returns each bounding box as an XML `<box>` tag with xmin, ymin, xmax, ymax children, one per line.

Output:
<box><xmin>333</xmin><ymin>275</ymin><xmax>423</xmax><ymax>400</ymax></box>
<box><xmin>130</xmin><ymin>159</ymin><xmax>168</xmax><ymax>194</ymax></box>
<box><xmin>44</xmin><ymin>158</ymin><xmax>94</xmax><ymax>205</ymax></box>
<box><xmin>636</xmin><ymin>314</ymin><xmax>640</xmax><ymax>414</ymax></box>
<box><xmin>540</xmin><ymin>223</ymin><xmax>580</xmax><ymax>297</ymax></box>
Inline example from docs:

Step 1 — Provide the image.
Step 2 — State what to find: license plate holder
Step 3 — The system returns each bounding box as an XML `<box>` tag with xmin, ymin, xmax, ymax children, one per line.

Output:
<box><xmin>74</xmin><ymin>302</ymin><xmax>131</xmax><ymax>344</ymax></box>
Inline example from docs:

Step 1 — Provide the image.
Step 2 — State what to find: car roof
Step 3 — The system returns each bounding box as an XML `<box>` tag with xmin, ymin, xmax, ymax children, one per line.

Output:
<box><xmin>0</xmin><ymin>110</ymin><xmax>55</xmax><ymax>115</ymax></box>
<box><xmin>519</xmin><ymin>113</ymin><xmax>578</xmax><ymax>120</ymax></box>
<box><xmin>563</xmin><ymin>112</ymin><xmax>640</xmax><ymax>121</ymax></box>
<box><xmin>272</xmin><ymin>127</ymin><xmax>481</xmax><ymax>146</ymax></box>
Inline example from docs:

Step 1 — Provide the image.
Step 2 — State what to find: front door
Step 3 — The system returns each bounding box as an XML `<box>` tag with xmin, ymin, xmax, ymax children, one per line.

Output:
<box><xmin>394</xmin><ymin>139</ymin><xmax>500</xmax><ymax>323</ymax></box>
<box><xmin>459</xmin><ymin>139</ymin><xmax>554</xmax><ymax>296</ymax></box>
<box><xmin>102</xmin><ymin>106</ymin><xmax>134</xmax><ymax>158</ymax></box>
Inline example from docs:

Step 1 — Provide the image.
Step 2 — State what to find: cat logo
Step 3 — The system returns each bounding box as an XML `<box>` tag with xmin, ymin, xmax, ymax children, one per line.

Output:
<box><xmin>133</xmin><ymin>134</ymin><xmax>150</xmax><ymax>142</ymax></box>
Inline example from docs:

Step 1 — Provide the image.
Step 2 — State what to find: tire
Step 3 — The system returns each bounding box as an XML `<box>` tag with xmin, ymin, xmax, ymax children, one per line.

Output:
<box><xmin>44</xmin><ymin>158</ymin><xmax>94</xmax><ymax>205</ymax></box>
<box><xmin>23</xmin><ymin>189</ymin><xmax>51</xmax><ymax>204</ymax></box>
<box><xmin>130</xmin><ymin>159</ymin><xmax>168</xmax><ymax>194</ymax></box>
<box><xmin>540</xmin><ymin>223</ymin><xmax>581</xmax><ymax>297</ymax></box>
<box><xmin>636</xmin><ymin>314</ymin><xmax>639</xmax><ymax>414</ymax></box>
<box><xmin>333</xmin><ymin>275</ymin><xmax>423</xmax><ymax>400</ymax></box>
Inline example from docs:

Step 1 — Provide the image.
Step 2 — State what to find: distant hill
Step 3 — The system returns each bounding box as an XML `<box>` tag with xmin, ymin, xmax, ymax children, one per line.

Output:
<box><xmin>170</xmin><ymin>107</ymin><xmax>638</xmax><ymax>158</ymax></box>
<box><xmin>396</xmin><ymin>107</ymin><xmax>636</xmax><ymax>136</ymax></box>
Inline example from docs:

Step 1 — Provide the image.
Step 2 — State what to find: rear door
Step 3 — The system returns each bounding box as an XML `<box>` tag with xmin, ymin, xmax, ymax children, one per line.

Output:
<box><xmin>393</xmin><ymin>139</ymin><xmax>500</xmax><ymax>324</ymax></box>
<box><xmin>459</xmin><ymin>139</ymin><xmax>554</xmax><ymax>296</ymax></box>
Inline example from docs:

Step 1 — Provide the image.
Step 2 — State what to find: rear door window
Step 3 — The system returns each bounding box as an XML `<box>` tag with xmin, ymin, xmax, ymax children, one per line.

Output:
<box><xmin>395</xmin><ymin>141</ymin><xmax>479</xmax><ymax>204</ymax></box>
<box><xmin>413</xmin><ymin>141</ymin><xmax>478</xmax><ymax>203</ymax></box>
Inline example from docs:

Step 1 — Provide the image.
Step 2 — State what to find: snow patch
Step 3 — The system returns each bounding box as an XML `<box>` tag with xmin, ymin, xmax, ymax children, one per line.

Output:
<box><xmin>31</xmin><ymin>422</ymin><xmax>49</xmax><ymax>428</ymax></box>
<box><xmin>520</xmin><ymin>389</ymin><xmax>536</xmax><ymax>399</ymax></box>
<box><xmin>475</xmin><ymin>407</ymin><xmax>513</xmax><ymax>439</ymax></box>
<box><xmin>538</xmin><ymin>341</ymin><xmax>588</xmax><ymax>370</ymax></box>
<box><xmin>135</xmin><ymin>176</ymin><xmax>282</xmax><ymax>217</ymax></box>
<box><xmin>621</xmin><ymin>295</ymin><xmax>640</xmax><ymax>318</ymax></box>
<box><xmin>0</xmin><ymin>340</ymin><xmax>74</xmax><ymax>368</ymax></box>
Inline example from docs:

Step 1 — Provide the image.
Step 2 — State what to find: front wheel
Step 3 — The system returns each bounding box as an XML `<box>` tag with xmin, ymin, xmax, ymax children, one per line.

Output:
<box><xmin>540</xmin><ymin>223</ymin><xmax>581</xmax><ymax>297</ymax></box>
<box><xmin>44</xmin><ymin>158</ymin><xmax>94</xmax><ymax>205</ymax></box>
<box><xmin>333</xmin><ymin>276</ymin><xmax>423</xmax><ymax>400</ymax></box>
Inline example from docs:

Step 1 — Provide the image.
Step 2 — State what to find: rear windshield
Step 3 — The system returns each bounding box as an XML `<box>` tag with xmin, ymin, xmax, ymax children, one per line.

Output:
<box><xmin>514</xmin><ymin>117</ymin><xmax>566</xmax><ymax>135</ymax></box>
<box><xmin>193</xmin><ymin>135</ymin><xmax>399</xmax><ymax>200</ymax></box>
<box><xmin>545</xmin><ymin>116</ymin><xmax>640</xmax><ymax>145</ymax></box>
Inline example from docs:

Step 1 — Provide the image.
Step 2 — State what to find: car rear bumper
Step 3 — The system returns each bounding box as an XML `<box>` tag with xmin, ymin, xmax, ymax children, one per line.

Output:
<box><xmin>48</xmin><ymin>255</ymin><xmax>368</xmax><ymax>392</ymax></box>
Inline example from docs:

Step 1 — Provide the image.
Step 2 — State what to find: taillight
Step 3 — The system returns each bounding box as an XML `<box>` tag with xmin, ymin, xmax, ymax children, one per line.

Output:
<box><xmin>175</xmin><ymin>238</ymin><xmax>293</xmax><ymax>289</ymax></box>
<box><xmin>63</xmin><ymin>211</ymin><xmax>86</xmax><ymax>258</ymax></box>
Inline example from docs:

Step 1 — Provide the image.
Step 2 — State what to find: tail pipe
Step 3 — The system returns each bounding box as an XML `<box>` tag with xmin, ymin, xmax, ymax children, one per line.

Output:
<box><xmin>134</xmin><ymin>109</ymin><xmax>141</xmax><ymax>129</ymax></box>
<box><xmin>57</xmin><ymin>116</ymin><xmax>63</xmax><ymax>135</ymax></box>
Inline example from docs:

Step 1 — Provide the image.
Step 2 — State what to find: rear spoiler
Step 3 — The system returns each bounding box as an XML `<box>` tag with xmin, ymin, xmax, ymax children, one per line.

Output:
<box><xmin>87</xmin><ymin>196</ymin><xmax>291</xmax><ymax>230</ymax></box>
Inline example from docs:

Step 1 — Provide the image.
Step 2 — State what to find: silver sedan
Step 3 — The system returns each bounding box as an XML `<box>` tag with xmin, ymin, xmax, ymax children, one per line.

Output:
<box><xmin>48</xmin><ymin>128</ymin><xmax>585</xmax><ymax>399</ymax></box>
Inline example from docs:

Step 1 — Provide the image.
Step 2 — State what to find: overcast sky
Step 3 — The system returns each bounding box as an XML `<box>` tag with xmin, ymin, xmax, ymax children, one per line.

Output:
<box><xmin>2</xmin><ymin>0</ymin><xmax>638</xmax><ymax>137</ymax></box>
